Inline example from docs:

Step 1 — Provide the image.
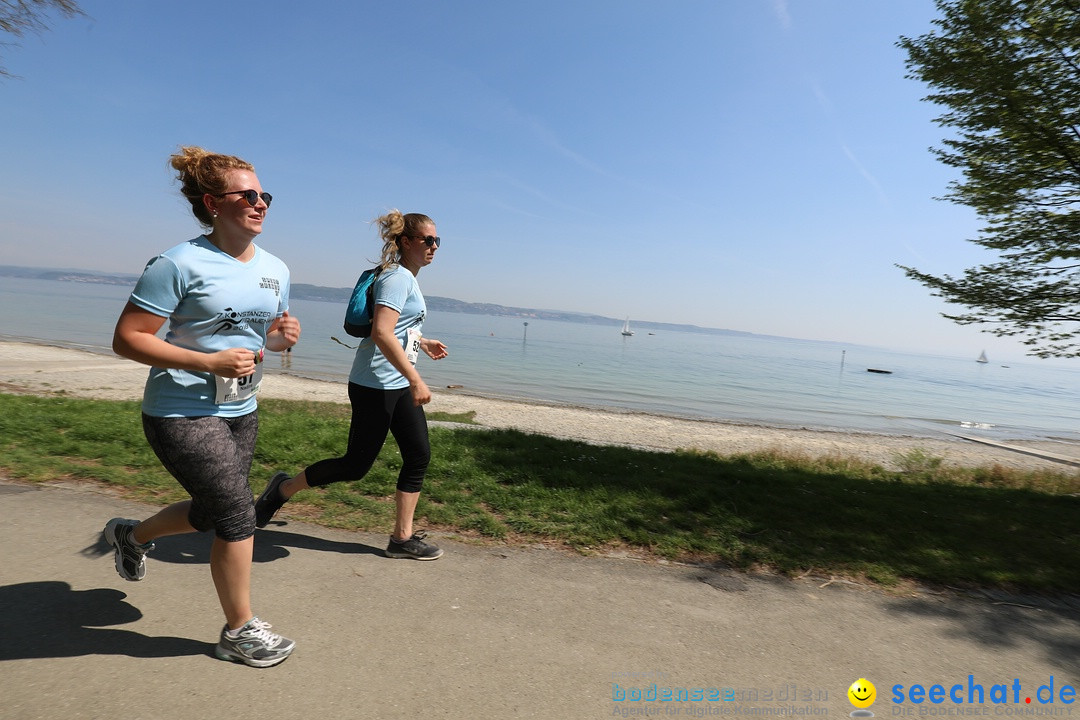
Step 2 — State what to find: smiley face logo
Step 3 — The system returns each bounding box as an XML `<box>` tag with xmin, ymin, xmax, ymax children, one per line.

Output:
<box><xmin>848</xmin><ymin>678</ymin><xmax>876</xmax><ymax>709</ymax></box>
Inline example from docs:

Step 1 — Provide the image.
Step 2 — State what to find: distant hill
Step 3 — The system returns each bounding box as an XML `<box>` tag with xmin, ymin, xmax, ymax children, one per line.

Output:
<box><xmin>290</xmin><ymin>282</ymin><xmax>634</xmax><ymax>328</ymax></box>
<box><xmin>0</xmin><ymin>265</ymin><xmax>140</xmax><ymax>286</ymax></box>
<box><xmin>2</xmin><ymin>265</ymin><xmax>766</xmax><ymax>338</ymax></box>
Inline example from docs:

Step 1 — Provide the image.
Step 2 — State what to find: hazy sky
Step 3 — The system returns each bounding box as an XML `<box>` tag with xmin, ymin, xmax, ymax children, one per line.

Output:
<box><xmin>0</xmin><ymin>1</ymin><xmax>1043</xmax><ymax>362</ymax></box>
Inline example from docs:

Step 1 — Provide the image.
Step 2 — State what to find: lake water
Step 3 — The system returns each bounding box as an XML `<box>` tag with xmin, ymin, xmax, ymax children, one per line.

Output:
<box><xmin>3</xmin><ymin>275</ymin><xmax>1079</xmax><ymax>443</ymax></box>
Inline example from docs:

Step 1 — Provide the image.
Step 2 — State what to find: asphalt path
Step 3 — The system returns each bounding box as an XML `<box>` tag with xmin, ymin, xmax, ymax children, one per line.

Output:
<box><xmin>3</xmin><ymin>480</ymin><xmax>1079</xmax><ymax>719</ymax></box>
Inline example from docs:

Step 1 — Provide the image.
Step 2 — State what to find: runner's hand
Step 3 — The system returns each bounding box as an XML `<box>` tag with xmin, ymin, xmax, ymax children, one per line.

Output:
<box><xmin>410</xmin><ymin>378</ymin><xmax>432</xmax><ymax>406</ymax></box>
<box><xmin>272</xmin><ymin>311</ymin><xmax>301</xmax><ymax>347</ymax></box>
<box><xmin>209</xmin><ymin>348</ymin><xmax>258</xmax><ymax>378</ymax></box>
<box><xmin>421</xmin><ymin>338</ymin><xmax>448</xmax><ymax>360</ymax></box>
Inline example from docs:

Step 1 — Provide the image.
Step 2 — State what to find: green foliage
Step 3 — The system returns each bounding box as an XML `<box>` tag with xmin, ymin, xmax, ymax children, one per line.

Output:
<box><xmin>896</xmin><ymin>0</ymin><xmax>1080</xmax><ymax>357</ymax></box>
<box><xmin>428</xmin><ymin>410</ymin><xmax>478</xmax><ymax>424</ymax></box>
<box><xmin>0</xmin><ymin>394</ymin><xmax>178</xmax><ymax>493</ymax></box>
<box><xmin>4</xmin><ymin>392</ymin><xmax>1080</xmax><ymax>592</ymax></box>
<box><xmin>1</xmin><ymin>0</ymin><xmax>84</xmax><ymax>77</ymax></box>
<box><xmin>894</xmin><ymin>448</ymin><xmax>946</xmax><ymax>477</ymax></box>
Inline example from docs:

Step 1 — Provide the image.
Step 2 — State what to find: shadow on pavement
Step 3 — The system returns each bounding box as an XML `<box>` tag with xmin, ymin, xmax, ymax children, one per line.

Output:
<box><xmin>0</xmin><ymin>581</ymin><xmax>211</xmax><ymax>661</ymax></box>
<box><xmin>884</xmin><ymin>594</ymin><xmax>1080</xmax><ymax>674</ymax></box>
<box><xmin>82</xmin><ymin>525</ymin><xmax>384</xmax><ymax>567</ymax></box>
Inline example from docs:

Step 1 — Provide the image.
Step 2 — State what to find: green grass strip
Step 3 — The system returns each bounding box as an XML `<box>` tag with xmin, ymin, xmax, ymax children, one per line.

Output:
<box><xmin>3</xmin><ymin>393</ymin><xmax>1079</xmax><ymax>592</ymax></box>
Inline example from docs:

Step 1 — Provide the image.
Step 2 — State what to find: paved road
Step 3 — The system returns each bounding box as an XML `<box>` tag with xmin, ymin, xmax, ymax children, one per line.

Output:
<box><xmin>3</xmin><ymin>480</ymin><xmax>1079</xmax><ymax>719</ymax></box>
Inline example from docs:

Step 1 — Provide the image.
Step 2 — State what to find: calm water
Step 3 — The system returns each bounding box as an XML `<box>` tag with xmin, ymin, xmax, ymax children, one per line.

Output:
<box><xmin>4</xmin><ymin>276</ymin><xmax>1080</xmax><ymax>443</ymax></box>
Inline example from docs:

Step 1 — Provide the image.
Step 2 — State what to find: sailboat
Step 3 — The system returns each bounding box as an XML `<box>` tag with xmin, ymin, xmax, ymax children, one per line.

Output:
<box><xmin>621</xmin><ymin>317</ymin><xmax>634</xmax><ymax>336</ymax></box>
<box><xmin>976</xmin><ymin>350</ymin><xmax>988</xmax><ymax>364</ymax></box>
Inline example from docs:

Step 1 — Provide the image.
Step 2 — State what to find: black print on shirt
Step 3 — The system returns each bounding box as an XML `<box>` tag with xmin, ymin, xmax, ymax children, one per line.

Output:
<box><xmin>260</xmin><ymin>277</ymin><xmax>281</xmax><ymax>296</ymax></box>
<box><xmin>211</xmin><ymin>308</ymin><xmax>274</xmax><ymax>335</ymax></box>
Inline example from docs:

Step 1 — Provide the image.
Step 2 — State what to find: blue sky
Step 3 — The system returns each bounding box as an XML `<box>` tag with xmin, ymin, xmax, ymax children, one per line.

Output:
<box><xmin>0</xmin><ymin>0</ymin><xmax>1040</xmax><ymax>362</ymax></box>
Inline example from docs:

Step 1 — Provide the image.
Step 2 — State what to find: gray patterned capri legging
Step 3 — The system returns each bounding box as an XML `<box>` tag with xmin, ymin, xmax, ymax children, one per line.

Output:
<box><xmin>141</xmin><ymin>411</ymin><xmax>258</xmax><ymax>541</ymax></box>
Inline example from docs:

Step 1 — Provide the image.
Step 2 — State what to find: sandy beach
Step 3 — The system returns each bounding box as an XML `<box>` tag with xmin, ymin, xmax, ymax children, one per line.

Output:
<box><xmin>3</xmin><ymin>339</ymin><xmax>1078</xmax><ymax>472</ymax></box>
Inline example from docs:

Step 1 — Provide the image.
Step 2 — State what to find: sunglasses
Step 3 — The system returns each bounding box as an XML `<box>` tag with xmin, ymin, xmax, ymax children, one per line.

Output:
<box><xmin>413</xmin><ymin>235</ymin><xmax>441</xmax><ymax>248</ymax></box>
<box><xmin>215</xmin><ymin>189</ymin><xmax>273</xmax><ymax>207</ymax></box>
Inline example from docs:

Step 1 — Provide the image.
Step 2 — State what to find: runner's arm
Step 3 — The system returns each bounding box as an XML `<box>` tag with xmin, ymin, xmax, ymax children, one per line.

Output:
<box><xmin>112</xmin><ymin>302</ymin><xmax>257</xmax><ymax>379</ymax></box>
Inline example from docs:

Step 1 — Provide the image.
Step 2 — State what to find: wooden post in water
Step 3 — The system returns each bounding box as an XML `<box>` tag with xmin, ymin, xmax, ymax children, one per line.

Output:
<box><xmin>523</xmin><ymin>321</ymin><xmax>528</xmax><ymax>342</ymax></box>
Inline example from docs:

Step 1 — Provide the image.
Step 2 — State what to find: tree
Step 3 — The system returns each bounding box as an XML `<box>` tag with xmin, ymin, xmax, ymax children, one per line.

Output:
<box><xmin>896</xmin><ymin>0</ymin><xmax>1080</xmax><ymax>358</ymax></box>
<box><xmin>1</xmin><ymin>0</ymin><xmax>83</xmax><ymax>78</ymax></box>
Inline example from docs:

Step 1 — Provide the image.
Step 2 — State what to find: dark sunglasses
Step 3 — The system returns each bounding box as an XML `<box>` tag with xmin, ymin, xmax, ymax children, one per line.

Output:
<box><xmin>413</xmin><ymin>235</ymin><xmax>441</xmax><ymax>248</ymax></box>
<box><xmin>215</xmin><ymin>189</ymin><xmax>272</xmax><ymax>207</ymax></box>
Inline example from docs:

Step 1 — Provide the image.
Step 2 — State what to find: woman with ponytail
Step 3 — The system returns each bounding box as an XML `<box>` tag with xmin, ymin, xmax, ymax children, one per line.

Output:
<box><xmin>103</xmin><ymin>146</ymin><xmax>300</xmax><ymax>667</ymax></box>
<box><xmin>255</xmin><ymin>210</ymin><xmax>448</xmax><ymax>561</ymax></box>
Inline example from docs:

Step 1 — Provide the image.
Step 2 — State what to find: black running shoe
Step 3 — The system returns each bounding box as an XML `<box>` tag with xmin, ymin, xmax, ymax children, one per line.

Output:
<box><xmin>385</xmin><ymin>530</ymin><xmax>443</xmax><ymax>560</ymax></box>
<box><xmin>103</xmin><ymin>518</ymin><xmax>154</xmax><ymax>581</ymax></box>
<box><xmin>254</xmin><ymin>472</ymin><xmax>290</xmax><ymax>528</ymax></box>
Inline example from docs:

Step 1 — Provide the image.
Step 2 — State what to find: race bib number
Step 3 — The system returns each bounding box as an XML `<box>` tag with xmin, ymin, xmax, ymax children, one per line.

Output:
<box><xmin>214</xmin><ymin>364</ymin><xmax>263</xmax><ymax>404</ymax></box>
<box><xmin>405</xmin><ymin>327</ymin><xmax>422</xmax><ymax>365</ymax></box>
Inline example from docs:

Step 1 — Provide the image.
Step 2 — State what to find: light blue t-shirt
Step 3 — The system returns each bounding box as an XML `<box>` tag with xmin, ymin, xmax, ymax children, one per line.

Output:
<box><xmin>128</xmin><ymin>235</ymin><xmax>290</xmax><ymax>417</ymax></box>
<box><xmin>349</xmin><ymin>265</ymin><xmax>426</xmax><ymax>390</ymax></box>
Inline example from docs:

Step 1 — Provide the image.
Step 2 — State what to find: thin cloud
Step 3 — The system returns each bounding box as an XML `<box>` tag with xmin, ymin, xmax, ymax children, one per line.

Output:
<box><xmin>519</xmin><ymin>112</ymin><xmax>610</xmax><ymax>177</ymax></box>
<box><xmin>771</xmin><ymin>0</ymin><xmax>792</xmax><ymax>30</ymax></box>
<box><xmin>488</xmin><ymin>173</ymin><xmax>593</xmax><ymax>219</ymax></box>
<box><xmin>807</xmin><ymin>76</ymin><xmax>834</xmax><ymax>115</ymax></box>
<box><xmin>842</xmin><ymin>144</ymin><xmax>889</xmax><ymax>206</ymax></box>
<box><xmin>510</xmin><ymin>105</ymin><xmax>712</xmax><ymax>214</ymax></box>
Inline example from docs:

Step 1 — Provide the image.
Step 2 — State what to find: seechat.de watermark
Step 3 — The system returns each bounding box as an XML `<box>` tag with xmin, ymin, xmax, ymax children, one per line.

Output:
<box><xmin>889</xmin><ymin>676</ymin><xmax>1075</xmax><ymax>715</ymax></box>
<box><xmin>608</xmin><ymin>672</ymin><xmax>1077</xmax><ymax>718</ymax></box>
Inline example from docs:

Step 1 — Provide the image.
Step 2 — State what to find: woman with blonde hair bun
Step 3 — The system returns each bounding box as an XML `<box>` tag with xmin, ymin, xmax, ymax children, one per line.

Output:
<box><xmin>103</xmin><ymin>145</ymin><xmax>301</xmax><ymax>667</ymax></box>
<box><xmin>255</xmin><ymin>209</ymin><xmax>449</xmax><ymax>561</ymax></box>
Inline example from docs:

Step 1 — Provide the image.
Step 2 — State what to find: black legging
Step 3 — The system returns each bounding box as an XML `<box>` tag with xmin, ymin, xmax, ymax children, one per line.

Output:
<box><xmin>303</xmin><ymin>382</ymin><xmax>430</xmax><ymax>493</ymax></box>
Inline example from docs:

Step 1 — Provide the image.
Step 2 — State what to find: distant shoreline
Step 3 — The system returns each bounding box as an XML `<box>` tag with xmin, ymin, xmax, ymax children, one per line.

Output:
<box><xmin>0</xmin><ymin>332</ymin><xmax>958</xmax><ymax>441</ymax></box>
<box><xmin>3</xmin><ymin>338</ymin><xmax>1078</xmax><ymax>473</ymax></box>
<box><xmin>0</xmin><ymin>263</ymin><xmax>810</xmax><ymax>341</ymax></box>
<box><xmin>5</xmin><ymin>273</ymin><xmax>1080</xmax><ymax>445</ymax></box>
